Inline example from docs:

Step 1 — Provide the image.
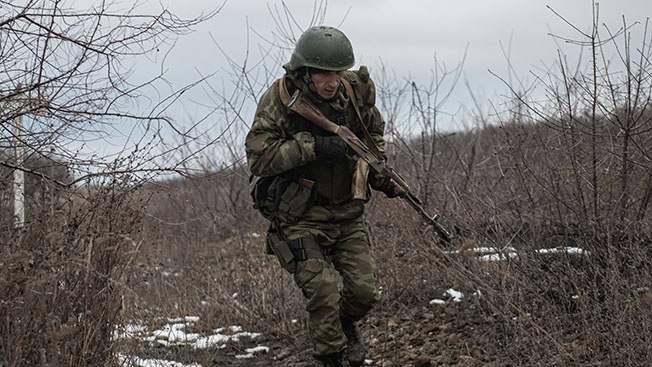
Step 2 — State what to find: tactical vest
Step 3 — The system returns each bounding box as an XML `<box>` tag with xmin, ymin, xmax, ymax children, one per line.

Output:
<box><xmin>250</xmin><ymin>66</ymin><xmax>378</xmax><ymax>221</ymax></box>
<box><xmin>301</xmin><ymin>99</ymin><xmax>355</xmax><ymax>205</ymax></box>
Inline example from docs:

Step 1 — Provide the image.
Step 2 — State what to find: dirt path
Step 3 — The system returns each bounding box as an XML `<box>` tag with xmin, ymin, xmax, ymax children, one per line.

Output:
<box><xmin>164</xmin><ymin>303</ymin><xmax>501</xmax><ymax>367</ymax></box>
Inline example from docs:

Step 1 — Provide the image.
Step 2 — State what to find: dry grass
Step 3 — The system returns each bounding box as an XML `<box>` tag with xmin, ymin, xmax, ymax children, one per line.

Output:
<box><xmin>0</xmin><ymin>182</ymin><xmax>142</xmax><ymax>366</ymax></box>
<box><xmin>2</xmin><ymin>107</ymin><xmax>652</xmax><ymax>365</ymax></box>
<box><xmin>120</xmin><ymin>104</ymin><xmax>652</xmax><ymax>365</ymax></box>
<box><xmin>2</xmin><ymin>10</ymin><xmax>651</xmax><ymax>364</ymax></box>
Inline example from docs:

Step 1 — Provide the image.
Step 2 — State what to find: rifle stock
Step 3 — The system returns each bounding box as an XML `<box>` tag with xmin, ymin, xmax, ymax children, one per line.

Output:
<box><xmin>287</xmin><ymin>91</ymin><xmax>453</xmax><ymax>244</ymax></box>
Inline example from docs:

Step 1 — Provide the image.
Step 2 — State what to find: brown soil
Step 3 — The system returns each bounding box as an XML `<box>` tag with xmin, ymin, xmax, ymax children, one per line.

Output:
<box><xmin>150</xmin><ymin>301</ymin><xmax>503</xmax><ymax>367</ymax></box>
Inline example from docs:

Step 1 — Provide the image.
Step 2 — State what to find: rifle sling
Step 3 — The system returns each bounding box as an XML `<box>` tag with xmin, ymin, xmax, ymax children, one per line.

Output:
<box><xmin>279</xmin><ymin>75</ymin><xmax>382</xmax><ymax>157</ymax></box>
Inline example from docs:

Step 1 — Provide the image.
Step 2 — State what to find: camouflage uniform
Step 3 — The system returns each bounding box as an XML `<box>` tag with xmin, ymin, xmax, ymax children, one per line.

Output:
<box><xmin>246</xmin><ymin>68</ymin><xmax>385</xmax><ymax>357</ymax></box>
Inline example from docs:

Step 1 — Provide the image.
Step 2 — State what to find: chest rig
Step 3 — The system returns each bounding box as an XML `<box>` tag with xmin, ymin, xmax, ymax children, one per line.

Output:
<box><xmin>280</xmin><ymin>75</ymin><xmax>375</xmax><ymax>204</ymax></box>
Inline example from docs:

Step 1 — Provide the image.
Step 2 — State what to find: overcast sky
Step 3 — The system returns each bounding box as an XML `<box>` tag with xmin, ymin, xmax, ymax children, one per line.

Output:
<box><xmin>148</xmin><ymin>0</ymin><xmax>649</xmax><ymax>129</ymax></box>
<box><xmin>94</xmin><ymin>0</ymin><xmax>648</xmax><ymax>166</ymax></box>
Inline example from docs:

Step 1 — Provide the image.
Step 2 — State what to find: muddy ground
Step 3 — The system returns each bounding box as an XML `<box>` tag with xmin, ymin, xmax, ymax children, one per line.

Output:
<box><xmin>125</xmin><ymin>298</ymin><xmax>524</xmax><ymax>367</ymax></box>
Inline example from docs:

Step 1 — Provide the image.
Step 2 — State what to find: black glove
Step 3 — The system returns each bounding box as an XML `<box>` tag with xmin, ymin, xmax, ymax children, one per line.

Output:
<box><xmin>314</xmin><ymin>135</ymin><xmax>347</xmax><ymax>161</ymax></box>
<box><xmin>369</xmin><ymin>175</ymin><xmax>403</xmax><ymax>198</ymax></box>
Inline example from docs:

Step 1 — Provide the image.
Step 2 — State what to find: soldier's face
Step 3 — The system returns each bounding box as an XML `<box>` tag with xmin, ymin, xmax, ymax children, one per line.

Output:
<box><xmin>310</xmin><ymin>70</ymin><xmax>345</xmax><ymax>99</ymax></box>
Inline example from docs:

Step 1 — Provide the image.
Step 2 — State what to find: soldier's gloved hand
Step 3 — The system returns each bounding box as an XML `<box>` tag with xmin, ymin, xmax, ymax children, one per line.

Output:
<box><xmin>314</xmin><ymin>135</ymin><xmax>347</xmax><ymax>161</ymax></box>
<box><xmin>369</xmin><ymin>175</ymin><xmax>406</xmax><ymax>198</ymax></box>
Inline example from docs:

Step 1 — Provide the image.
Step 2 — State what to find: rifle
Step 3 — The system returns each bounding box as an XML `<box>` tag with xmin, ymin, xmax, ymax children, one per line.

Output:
<box><xmin>286</xmin><ymin>90</ymin><xmax>453</xmax><ymax>244</ymax></box>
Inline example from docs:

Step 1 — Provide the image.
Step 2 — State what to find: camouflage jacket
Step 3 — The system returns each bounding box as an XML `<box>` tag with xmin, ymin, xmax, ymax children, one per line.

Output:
<box><xmin>245</xmin><ymin>67</ymin><xmax>386</xmax><ymax>220</ymax></box>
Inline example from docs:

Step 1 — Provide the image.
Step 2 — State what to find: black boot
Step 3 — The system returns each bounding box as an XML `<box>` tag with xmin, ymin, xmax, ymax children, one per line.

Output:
<box><xmin>316</xmin><ymin>351</ymin><xmax>350</xmax><ymax>367</ymax></box>
<box><xmin>341</xmin><ymin>318</ymin><xmax>366</xmax><ymax>367</ymax></box>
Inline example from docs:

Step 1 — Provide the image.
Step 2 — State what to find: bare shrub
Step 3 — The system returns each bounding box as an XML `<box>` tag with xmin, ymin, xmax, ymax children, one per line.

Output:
<box><xmin>0</xmin><ymin>181</ymin><xmax>142</xmax><ymax>365</ymax></box>
<box><xmin>113</xmin><ymin>2</ymin><xmax>652</xmax><ymax>366</ymax></box>
<box><xmin>356</xmin><ymin>4</ymin><xmax>652</xmax><ymax>365</ymax></box>
<box><xmin>0</xmin><ymin>1</ymin><xmax>216</xmax><ymax>365</ymax></box>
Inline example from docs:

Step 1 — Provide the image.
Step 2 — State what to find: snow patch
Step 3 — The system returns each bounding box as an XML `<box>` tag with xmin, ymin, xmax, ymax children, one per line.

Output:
<box><xmin>116</xmin><ymin>316</ymin><xmax>267</xmax><ymax>366</ymax></box>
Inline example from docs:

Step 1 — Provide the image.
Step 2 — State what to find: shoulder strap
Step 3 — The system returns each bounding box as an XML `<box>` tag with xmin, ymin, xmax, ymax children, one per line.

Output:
<box><xmin>341</xmin><ymin>79</ymin><xmax>364</xmax><ymax>127</ymax></box>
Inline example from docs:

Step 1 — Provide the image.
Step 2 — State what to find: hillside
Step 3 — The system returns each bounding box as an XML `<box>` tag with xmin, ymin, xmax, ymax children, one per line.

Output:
<box><xmin>112</xmin><ymin>109</ymin><xmax>652</xmax><ymax>366</ymax></box>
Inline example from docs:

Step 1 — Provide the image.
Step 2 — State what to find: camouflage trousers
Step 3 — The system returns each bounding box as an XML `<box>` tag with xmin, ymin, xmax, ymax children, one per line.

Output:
<box><xmin>280</xmin><ymin>216</ymin><xmax>379</xmax><ymax>357</ymax></box>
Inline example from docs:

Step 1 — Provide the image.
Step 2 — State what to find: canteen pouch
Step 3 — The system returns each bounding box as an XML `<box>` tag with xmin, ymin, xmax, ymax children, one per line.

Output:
<box><xmin>276</xmin><ymin>180</ymin><xmax>315</xmax><ymax>223</ymax></box>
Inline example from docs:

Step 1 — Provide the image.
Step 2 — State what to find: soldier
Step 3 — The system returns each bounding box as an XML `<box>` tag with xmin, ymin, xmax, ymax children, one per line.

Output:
<box><xmin>246</xmin><ymin>25</ymin><xmax>403</xmax><ymax>367</ymax></box>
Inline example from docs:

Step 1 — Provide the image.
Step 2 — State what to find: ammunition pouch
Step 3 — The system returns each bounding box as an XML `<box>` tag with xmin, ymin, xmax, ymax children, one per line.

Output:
<box><xmin>250</xmin><ymin>174</ymin><xmax>316</xmax><ymax>223</ymax></box>
<box><xmin>277</xmin><ymin>180</ymin><xmax>314</xmax><ymax>222</ymax></box>
<box><xmin>265</xmin><ymin>220</ymin><xmax>329</xmax><ymax>273</ymax></box>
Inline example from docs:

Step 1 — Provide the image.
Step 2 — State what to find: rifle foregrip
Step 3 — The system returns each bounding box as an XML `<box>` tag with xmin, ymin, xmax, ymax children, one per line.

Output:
<box><xmin>436</xmin><ymin>223</ymin><xmax>453</xmax><ymax>244</ymax></box>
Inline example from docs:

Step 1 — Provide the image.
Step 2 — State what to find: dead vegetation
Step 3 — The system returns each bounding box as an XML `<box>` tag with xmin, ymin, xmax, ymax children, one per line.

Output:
<box><xmin>115</xmin><ymin>100</ymin><xmax>652</xmax><ymax>365</ymax></box>
<box><xmin>2</xmin><ymin>2</ymin><xmax>652</xmax><ymax>366</ymax></box>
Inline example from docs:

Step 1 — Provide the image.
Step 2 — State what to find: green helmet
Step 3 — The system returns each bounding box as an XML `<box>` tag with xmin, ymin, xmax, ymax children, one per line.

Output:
<box><xmin>285</xmin><ymin>26</ymin><xmax>355</xmax><ymax>71</ymax></box>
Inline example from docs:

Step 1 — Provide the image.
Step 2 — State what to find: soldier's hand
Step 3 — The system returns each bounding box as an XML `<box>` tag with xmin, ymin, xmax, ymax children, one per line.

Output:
<box><xmin>314</xmin><ymin>135</ymin><xmax>347</xmax><ymax>161</ymax></box>
<box><xmin>370</xmin><ymin>175</ymin><xmax>406</xmax><ymax>198</ymax></box>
